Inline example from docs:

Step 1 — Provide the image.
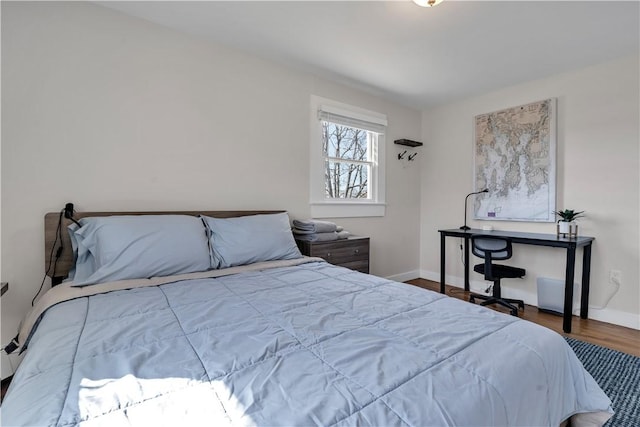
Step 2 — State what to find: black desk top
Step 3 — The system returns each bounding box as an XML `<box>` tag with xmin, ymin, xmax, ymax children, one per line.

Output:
<box><xmin>438</xmin><ymin>228</ymin><xmax>594</xmax><ymax>248</ymax></box>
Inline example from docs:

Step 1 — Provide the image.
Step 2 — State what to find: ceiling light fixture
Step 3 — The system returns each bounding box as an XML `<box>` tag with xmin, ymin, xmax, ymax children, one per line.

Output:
<box><xmin>413</xmin><ymin>0</ymin><xmax>444</xmax><ymax>7</ymax></box>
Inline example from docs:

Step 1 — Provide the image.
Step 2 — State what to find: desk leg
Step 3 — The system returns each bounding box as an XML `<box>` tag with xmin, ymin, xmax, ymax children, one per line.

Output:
<box><xmin>580</xmin><ymin>243</ymin><xmax>592</xmax><ymax>319</ymax></box>
<box><xmin>464</xmin><ymin>237</ymin><xmax>470</xmax><ymax>291</ymax></box>
<box><xmin>440</xmin><ymin>233</ymin><xmax>446</xmax><ymax>294</ymax></box>
<box><xmin>563</xmin><ymin>246</ymin><xmax>577</xmax><ymax>333</ymax></box>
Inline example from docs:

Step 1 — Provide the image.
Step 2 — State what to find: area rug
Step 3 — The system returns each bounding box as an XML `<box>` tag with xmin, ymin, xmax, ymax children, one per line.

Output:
<box><xmin>565</xmin><ymin>337</ymin><xmax>640</xmax><ymax>426</ymax></box>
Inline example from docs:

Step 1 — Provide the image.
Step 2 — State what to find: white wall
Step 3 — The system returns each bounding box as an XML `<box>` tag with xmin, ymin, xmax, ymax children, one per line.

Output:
<box><xmin>0</xmin><ymin>1</ymin><xmax>422</xmax><ymax>373</ymax></box>
<box><xmin>420</xmin><ymin>55</ymin><xmax>640</xmax><ymax>329</ymax></box>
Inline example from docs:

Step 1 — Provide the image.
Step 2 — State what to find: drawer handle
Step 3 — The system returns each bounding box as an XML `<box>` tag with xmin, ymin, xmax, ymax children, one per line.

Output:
<box><xmin>326</xmin><ymin>252</ymin><xmax>331</xmax><ymax>258</ymax></box>
<box><xmin>354</xmin><ymin>249</ymin><xmax>360</xmax><ymax>254</ymax></box>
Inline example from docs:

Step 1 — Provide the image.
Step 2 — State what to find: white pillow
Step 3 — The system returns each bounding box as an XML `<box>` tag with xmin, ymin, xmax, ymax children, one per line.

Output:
<box><xmin>201</xmin><ymin>213</ymin><xmax>302</xmax><ymax>269</ymax></box>
<box><xmin>70</xmin><ymin>215</ymin><xmax>211</xmax><ymax>286</ymax></box>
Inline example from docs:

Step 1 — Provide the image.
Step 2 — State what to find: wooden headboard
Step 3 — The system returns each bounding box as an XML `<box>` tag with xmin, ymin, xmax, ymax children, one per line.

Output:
<box><xmin>44</xmin><ymin>210</ymin><xmax>283</xmax><ymax>282</ymax></box>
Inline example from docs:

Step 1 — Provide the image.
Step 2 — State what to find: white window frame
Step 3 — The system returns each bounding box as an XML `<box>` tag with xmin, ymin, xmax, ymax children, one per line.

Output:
<box><xmin>309</xmin><ymin>95</ymin><xmax>386</xmax><ymax>218</ymax></box>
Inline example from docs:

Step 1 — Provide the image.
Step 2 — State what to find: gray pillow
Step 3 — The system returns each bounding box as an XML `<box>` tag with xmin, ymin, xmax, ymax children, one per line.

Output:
<box><xmin>66</xmin><ymin>223</ymin><xmax>97</xmax><ymax>282</ymax></box>
<box><xmin>70</xmin><ymin>215</ymin><xmax>211</xmax><ymax>286</ymax></box>
<box><xmin>201</xmin><ymin>213</ymin><xmax>302</xmax><ymax>269</ymax></box>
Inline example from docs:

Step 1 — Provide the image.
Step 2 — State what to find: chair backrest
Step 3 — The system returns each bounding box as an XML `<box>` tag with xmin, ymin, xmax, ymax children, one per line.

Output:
<box><xmin>471</xmin><ymin>235</ymin><xmax>512</xmax><ymax>261</ymax></box>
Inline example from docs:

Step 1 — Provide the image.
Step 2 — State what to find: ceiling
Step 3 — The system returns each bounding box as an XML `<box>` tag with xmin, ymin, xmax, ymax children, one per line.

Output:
<box><xmin>98</xmin><ymin>1</ymin><xmax>639</xmax><ymax>110</ymax></box>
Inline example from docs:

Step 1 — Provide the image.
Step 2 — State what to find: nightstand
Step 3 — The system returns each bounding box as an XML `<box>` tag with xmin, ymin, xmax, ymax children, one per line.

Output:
<box><xmin>296</xmin><ymin>236</ymin><xmax>370</xmax><ymax>273</ymax></box>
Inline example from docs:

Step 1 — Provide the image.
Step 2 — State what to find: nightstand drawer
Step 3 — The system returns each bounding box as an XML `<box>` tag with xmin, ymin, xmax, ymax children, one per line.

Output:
<box><xmin>333</xmin><ymin>259</ymin><xmax>370</xmax><ymax>274</ymax></box>
<box><xmin>296</xmin><ymin>237</ymin><xmax>370</xmax><ymax>273</ymax></box>
<box><xmin>308</xmin><ymin>240</ymin><xmax>369</xmax><ymax>262</ymax></box>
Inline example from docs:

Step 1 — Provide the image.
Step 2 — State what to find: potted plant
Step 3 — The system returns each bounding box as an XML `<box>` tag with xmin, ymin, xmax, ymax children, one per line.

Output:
<box><xmin>554</xmin><ymin>209</ymin><xmax>584</xmax><ymax>235</ymax></box>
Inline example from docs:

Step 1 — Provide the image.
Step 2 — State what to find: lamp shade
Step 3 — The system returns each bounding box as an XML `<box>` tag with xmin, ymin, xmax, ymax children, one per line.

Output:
<box><xmin>413</xmin><ymin>0</ymin><xmax>444</xmax><ymax>7</ymax></box>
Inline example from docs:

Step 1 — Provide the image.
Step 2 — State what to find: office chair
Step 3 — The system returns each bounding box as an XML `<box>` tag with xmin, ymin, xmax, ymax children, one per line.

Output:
<box><xmin>469</xmin><ymin>235</ymin><xmax>526</xmax><ymax>316</ymax></box>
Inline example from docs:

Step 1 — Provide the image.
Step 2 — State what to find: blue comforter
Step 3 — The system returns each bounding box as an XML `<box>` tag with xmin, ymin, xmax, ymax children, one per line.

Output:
<box><xmin>1</xmin><ymin>262</ymin><xmax>612</xmax><ymax>426</ymax></box>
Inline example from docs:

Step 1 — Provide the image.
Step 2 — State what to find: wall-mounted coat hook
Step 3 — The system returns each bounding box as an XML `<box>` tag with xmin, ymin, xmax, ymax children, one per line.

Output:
<box><xmin>398</xmin><ymin>150</ymin><xmax>407</xmax><ymax>160</ymax></box>
<box><xmin>408</xmin><ymin>153</ymin><xmax>418</xmax><ymax>161</ymax></box>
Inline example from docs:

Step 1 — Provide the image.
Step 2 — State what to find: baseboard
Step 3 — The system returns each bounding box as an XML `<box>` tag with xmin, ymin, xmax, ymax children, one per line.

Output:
<box><xmin>385</xmin><ymin>270</ymin><xmax>421</xmax><ymax>283</ymax></box>
<box><xmin>583</xmin><ymin>308</ymin><xmax>640</xmax><ymax>330</ymax></box>
<box><xmin>419</xmin><ymin>269</ymin><xmax>487</xmax><ymax>292</ymax></box>
<box><xmin>419</xmin><ymin>269</ymin><xmax>640</xmax><ymax>331</ymax></box>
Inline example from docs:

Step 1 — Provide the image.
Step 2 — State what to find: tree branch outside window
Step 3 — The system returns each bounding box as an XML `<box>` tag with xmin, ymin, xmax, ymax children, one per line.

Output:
<box><xmin>322</xmin><ymin>121</ymin><xmax>371</xmax><ymax>199</ymax></box>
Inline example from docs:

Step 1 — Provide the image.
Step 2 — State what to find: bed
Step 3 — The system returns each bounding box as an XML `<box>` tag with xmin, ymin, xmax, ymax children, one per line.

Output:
<box><xmin>1</xmin><ymin>210</ymin><xmax>613</xmax><ymax>426</ymax></box>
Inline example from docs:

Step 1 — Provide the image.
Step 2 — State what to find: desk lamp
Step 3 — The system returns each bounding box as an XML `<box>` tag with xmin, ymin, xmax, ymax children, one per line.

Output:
<box><xmin>460</xmin><ymin>189</ymin><xmax>488</xmax><ymax>230</ymax></box>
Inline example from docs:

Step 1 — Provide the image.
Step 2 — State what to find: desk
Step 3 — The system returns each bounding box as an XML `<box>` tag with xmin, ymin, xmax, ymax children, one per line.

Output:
<box><xmin>438</xmin><ymin>228</ymin><xmax>595</xmax><ymax>333</ymax></box>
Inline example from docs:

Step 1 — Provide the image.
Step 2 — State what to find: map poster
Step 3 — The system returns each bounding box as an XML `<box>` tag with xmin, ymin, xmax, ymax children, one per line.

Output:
<box><xmin>474</xmin><ymin>98</ymin><xmax>556</xmax><ymax>222</ymax></box>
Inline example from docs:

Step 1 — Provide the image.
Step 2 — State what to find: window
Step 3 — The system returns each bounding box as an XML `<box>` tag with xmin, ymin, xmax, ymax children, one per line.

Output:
<box><xmin>322</xmin><ymin>118</ymin><xmax>374</xmax><ymax>200</ymax></box>
<box><xmin>310</xmin><ymin>96</ymin><xmax>387</xmax><ymax>217</ymax></box>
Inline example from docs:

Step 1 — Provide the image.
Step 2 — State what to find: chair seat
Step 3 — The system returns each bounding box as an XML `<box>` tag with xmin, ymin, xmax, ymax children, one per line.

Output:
<box><xmin>474</xmin><ymin>263</ymin><xmax>525</xmax><ymax>279</ymax></box>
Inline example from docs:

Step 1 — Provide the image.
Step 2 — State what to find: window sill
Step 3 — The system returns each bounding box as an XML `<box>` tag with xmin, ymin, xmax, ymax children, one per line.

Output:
<box><xmin>310</xmin><ymin>202</ymin><xmax>385</xmax><ymax>218</ymax></box>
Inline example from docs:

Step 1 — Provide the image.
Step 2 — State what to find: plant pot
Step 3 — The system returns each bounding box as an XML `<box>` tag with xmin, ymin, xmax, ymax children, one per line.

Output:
<box><xmin>557</xmin><ymin>221</ymin><xmax>578</xmax><ymax>238</ymax></box>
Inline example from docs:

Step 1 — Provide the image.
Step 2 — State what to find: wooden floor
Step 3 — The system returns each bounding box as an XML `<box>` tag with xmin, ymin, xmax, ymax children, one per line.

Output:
<box><xmin>406</xmin><ymin>278</ymin><xmax>640</xmax><ymax>357</ymax></box>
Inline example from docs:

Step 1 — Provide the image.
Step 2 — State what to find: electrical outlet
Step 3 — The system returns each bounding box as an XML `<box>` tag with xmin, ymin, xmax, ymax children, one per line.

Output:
<box><xmin>609</xmin><ymin>269</ymin><xmax>622</xmax><ymax>286</ymax></box>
